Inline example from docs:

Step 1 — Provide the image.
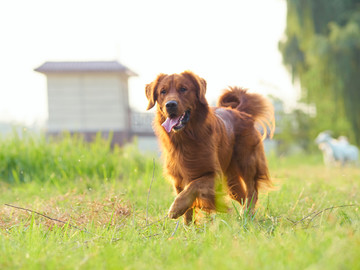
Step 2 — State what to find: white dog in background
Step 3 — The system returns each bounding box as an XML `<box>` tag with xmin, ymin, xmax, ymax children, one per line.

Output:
<box><xmin>315</xmin><ymin>131</ymin><xmax>359</xmax><ymax>166</ymax></box>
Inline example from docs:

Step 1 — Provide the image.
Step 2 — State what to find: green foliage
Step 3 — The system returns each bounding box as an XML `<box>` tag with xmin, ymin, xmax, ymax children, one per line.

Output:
<box><xmin>280</xmin><ymin>0</ymin><xmax>360</xmax><ymax>145</ymax></box>
<box><xmin>0</xmin><ymin>132</ymin><xmax>155</xmax><ymax>185</ymax></box>
<box><xmin>274</xmin><ymin>108</ymin><xmax>316</xmax><ymax>154</ymax></box>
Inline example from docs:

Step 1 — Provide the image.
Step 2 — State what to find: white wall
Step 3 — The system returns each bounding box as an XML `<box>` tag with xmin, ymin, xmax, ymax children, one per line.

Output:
<box><xmin>47</xmin><ymin>73</ymin><xmax>129</xmax><ymax>132</ymax></box>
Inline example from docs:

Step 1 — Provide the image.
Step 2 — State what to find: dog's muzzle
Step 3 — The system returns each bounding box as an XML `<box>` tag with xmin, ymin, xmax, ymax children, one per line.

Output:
<box><xmin>165</xmin><ymin>100</ymin><xmax>178</xmax><ymax>116</ymax></box>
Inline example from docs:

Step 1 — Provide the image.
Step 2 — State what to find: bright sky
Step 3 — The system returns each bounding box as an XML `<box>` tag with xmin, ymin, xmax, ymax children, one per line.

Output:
<box><xmin>0</xmin><ymin>0</ymin><xmax>298</xmax><ymax>125</ymax></box>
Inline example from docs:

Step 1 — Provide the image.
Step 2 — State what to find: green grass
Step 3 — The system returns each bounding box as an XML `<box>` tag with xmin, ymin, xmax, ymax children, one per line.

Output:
<box><xmin>0</xmin><ymin>133</ymin><xmax>359</xmax><ymax>269</ymax></box>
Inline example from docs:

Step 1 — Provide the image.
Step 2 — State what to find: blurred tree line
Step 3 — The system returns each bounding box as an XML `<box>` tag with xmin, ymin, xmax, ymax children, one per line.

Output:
<box><xmin>279</xmin><ymin>0</ymin><xmax>360</xmax><ymax>146</ymax></box>
<box><xmin>271</xmin><ymin>96</ymin><xmax>316</xmax><ymax>155</ymax></box>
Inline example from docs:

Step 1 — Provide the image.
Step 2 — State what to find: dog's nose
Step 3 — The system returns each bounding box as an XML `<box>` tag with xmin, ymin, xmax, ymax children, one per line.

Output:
<box><xmin>165</xmin><ymin>100</ymin><xmax>178</xmax><ymax>112</ymax></box>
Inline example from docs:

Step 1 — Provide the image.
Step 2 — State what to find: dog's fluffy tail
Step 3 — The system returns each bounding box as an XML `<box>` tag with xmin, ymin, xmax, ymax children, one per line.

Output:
<box><xmin>217</xmin><ymin>87</ymin><xmax>275</xmax><ymax>140</ymax></box>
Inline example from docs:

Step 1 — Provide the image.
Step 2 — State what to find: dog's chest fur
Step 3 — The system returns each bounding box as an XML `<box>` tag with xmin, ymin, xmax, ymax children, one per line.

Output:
<box><xmin>163</xmin><ymin>135</ymin><xmax>217</xmax><ymax>185</ymax></box>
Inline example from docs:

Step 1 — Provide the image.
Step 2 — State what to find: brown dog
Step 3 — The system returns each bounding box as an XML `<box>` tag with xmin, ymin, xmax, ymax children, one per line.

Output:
<box><xmin>145</xmin><ymin>71</ymin><xmax>274</xmax><ymax>224</ymax></box>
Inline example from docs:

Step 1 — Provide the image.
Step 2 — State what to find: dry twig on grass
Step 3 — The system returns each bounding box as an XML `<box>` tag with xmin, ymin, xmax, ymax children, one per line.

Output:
<box><xmin>4</xmin><ymin>203</ymin><xmax>90</xmax><ymax>233</ymax></box>
<box><xmin>146</xmin><ymin>158</ymin><xmax>156</xmax><ymax>226</ymax></box>
<box><xmin>290</xmin><ymin>204</ymin><xmax>358</xmax><ymax>227</ymax></box>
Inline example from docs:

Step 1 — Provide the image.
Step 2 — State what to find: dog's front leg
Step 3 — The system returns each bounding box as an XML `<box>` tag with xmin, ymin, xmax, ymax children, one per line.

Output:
<box><xmin>175</xmin><ymin>186</ymin><xmax>194</xmax><ymax>224</ymax></box>
<box><xmin>168</xmin><ymin>174</ymin><xmax>215</xmax><ymax>220</ymax></box>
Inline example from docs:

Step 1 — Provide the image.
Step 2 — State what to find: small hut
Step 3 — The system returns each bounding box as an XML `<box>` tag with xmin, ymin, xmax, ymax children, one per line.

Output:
<box><xmin>35</xmin><ymin>61</ymin><xmax>137</xmax><ymax>144</ymax></box>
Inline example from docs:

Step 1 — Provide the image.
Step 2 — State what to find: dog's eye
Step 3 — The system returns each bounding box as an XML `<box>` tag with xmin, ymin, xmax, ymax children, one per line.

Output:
<box><xmin>179</xmin><ymin>87</ymin><xmax>187</xmax><ymax>93</ymax></box>
<box><xmin>160</xmin><ymin>89</ymin><xmax>166</xmax><ymax>95</ymax></box>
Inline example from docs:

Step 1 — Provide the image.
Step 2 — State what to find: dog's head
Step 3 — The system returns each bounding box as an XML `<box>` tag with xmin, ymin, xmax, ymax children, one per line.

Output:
<box><xmin>145</xmin><ymin>71</ymin><xmax>207</xmax><ymax>133</ymax></box>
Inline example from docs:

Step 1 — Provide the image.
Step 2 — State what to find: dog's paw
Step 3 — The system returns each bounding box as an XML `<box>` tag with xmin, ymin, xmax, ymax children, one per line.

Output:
<box><xmin>168</xmin><ymin>210</ymin><xmax>180</xmax><ymax>219</ymax></box>
<box><xmin>168</xmin><ymin>200</ymin><xmax>188</xmax><ymax>219</ymax></box>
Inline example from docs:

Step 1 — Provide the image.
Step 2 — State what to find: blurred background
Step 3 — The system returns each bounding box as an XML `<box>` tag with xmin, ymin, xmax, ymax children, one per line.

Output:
<box><xmin>0</xmin><ymin>0</ymin><xmax>359</xmax><ymax>156</ymax></box>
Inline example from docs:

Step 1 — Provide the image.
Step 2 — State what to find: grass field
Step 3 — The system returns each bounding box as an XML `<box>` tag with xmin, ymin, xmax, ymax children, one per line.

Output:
<box><xmin>0</xmin><ymin>133</ymin><xmax>359</xmax><ymax>269</ymax></box>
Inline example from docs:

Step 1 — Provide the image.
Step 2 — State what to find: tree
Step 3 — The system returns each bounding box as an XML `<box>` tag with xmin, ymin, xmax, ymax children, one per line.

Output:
<box><xmin>279</xmin><ymin>0</ymin><xmax>360</xmax><ymax>145</ymax></box>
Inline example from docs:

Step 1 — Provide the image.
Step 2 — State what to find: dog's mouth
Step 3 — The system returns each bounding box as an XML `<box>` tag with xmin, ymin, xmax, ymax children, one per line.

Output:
<box><xmin>162</xmin><ymin>110</ymin><xmax>191</xmax><ymax>133</ymax></box>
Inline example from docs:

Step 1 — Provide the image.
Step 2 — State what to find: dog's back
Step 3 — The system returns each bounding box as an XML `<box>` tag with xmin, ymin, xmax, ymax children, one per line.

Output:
<box><xmin>216</xmin><ymin>87</ymin><xmax>275</xmax><ymax>205</ymax></box>
<box><xmin>217</xmin><ymin>87</ymin><xmax>275</xmax><ymax>140</ymax></box>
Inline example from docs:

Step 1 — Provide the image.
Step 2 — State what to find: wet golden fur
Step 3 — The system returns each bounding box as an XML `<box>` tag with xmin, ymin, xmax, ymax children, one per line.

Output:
<box><xmin>146</xmin><ymin>71</ymin><xmax>275</xmax><ymax>224</ymax></box>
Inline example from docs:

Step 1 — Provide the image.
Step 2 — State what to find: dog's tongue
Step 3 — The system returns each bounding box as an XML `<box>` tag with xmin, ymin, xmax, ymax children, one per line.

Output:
<box><xmin>162</xmin><ymin>116</ymin><xmax>180</xmax><ymax>133</ymax></box>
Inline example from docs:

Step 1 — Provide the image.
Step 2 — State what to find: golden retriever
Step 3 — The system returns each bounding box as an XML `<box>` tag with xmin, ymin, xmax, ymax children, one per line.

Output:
<box><xmin>145</xmin><ymin>71</ymin><xmax>274</xmax><ymax>224</ymax></box>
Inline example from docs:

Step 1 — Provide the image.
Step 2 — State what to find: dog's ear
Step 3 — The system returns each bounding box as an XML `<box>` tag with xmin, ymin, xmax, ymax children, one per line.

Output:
<box><xmin>145</xmin><ymin>73</ymin><xmax>167</xmax><ymax>110</ymax></box>
<box><xmin>181</xmin><ymin>71</ymin><xmax>207</xmax><ymax>105</ymax></box>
